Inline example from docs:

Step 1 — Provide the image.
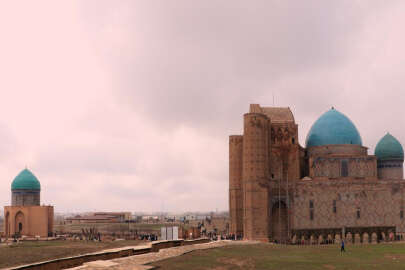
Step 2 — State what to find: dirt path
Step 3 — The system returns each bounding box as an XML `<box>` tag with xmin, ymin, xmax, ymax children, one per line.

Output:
<box><xmin>72</xmin><ymin>240</ymin><xmax>258</xmax><ymax>270</ymax></box>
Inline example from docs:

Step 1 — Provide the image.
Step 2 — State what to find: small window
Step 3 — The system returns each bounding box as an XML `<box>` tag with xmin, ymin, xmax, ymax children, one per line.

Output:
<box><xmin>333</xmin><ymin>200</ymin><xmax>337</xmax><ymax>214</ymax></box>
<box><xmin>401</xmin><ymin>210</ymin><xmax>404</xmax><ymax>219</ymax></box>
<box><xmin>292</xmin><ymin>138</ymin><xmax>295</xmax><ymax>144</ymax></box>
<box><xmin>271</xmin><ymin>174</ymin><xmax>274</xmax><ymax>179</ymax></box>
<box><xmin>356</xmin><ymin>207</ymin><xmax>361</xmax><ymax>219</ymax></box>
<box><xmin>309</xmin><ymin>200</ymin><xmax>314</xmax><ymax>209</ymax></box>
<box><xmin>341</xmin><ymin>160</ymin><xmax>348</xmax><ymax>177</ymax></box>
<box><xmin>310</xmin><ymin>209</ymin><xmax>314</xmax><ymax>220</ymax></box>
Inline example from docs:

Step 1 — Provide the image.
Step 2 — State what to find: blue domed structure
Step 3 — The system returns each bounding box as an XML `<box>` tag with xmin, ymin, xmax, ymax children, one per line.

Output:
<box><xmin>306</xmin><ymin>108</ymin><xmax>363</xmax><ymax>148</ymax></box>
<box><xmin>375</xmin><ymin>133</ymin><xmax>404</xmax><ymax>179</ymax></box>
<box><xmin>11</xmin><ymin>168</ymin><xmax>41</xmax><ymax>206</ymax></box>
<box><xmin>11</xmin><ymin>169</ymin><xmax>41</xmax><ymax>191</ymax></box>
<box><xmin>375</xmin><ymin>133</ymin><xmax>404</xmax><ymax>161</ymax></box>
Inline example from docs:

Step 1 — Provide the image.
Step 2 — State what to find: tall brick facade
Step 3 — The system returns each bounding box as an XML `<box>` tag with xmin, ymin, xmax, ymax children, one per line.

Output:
<box><xmin>229</xmin><ymin>104</ymin><xmax>405</xmax><ymax>242</ymax></box>
<box><xmin>242</xmin><ymin>113</ymin><xmax>270</xmax><ymax>241</ymax></box>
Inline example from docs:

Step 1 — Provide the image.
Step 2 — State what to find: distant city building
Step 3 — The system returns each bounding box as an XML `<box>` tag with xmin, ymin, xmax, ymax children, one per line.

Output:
<box><xmin>66</xmin><ymin>212</ymin><xmax>131</xmax><ymax>224</ymax></box>
<box><xmin>230</xmin><ymin>104</ymin><xmax>405</xmax><ymax>242</ymax></box>
<box><xmin>93</xmin><ymin>212</ymin><xmax>132</xmax><ymax>222</ymax></box>
<box><xmin>4</xmin><ymin>169</ymin><xmax>54</xmax><ymax>238</ymax></box>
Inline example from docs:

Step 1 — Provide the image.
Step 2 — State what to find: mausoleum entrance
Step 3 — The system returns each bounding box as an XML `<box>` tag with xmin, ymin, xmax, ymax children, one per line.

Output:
<box><xmin>14</xmin><ymin>211</ymin><xmax>25</xmax><ymax>236</ymax></box>
<box><xmin>271</xmin><ymin>200</ymin><xmax>288</xmax><ymax>243</ymax></box>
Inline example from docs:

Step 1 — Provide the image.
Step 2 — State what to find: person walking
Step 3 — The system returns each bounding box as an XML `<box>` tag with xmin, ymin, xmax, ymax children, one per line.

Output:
<box><xmin>341</xmin><ymin>239</ymin><xmax>345</xmax><ymax>253</ymax></box>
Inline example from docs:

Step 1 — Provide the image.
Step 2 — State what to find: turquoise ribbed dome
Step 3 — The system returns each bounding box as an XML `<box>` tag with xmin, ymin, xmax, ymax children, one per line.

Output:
<box><xmin>11</xmin><ymin>169</ymin><xmax>41</xmax><ymax>190</ymax></box>
<box><xmin>306</xmin><ymin>108</ymin><xmax>363</xmax><ymax>147</ymax></box>
<box><xmin>375</xmin><ymin>133</ymin><xmax>404</xmax><ymax>161</ymax></box>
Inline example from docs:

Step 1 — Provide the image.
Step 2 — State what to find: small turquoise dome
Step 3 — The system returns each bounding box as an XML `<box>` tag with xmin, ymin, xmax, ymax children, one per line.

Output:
<box><xmin>11</xmin><ymin>169</ymin><xmax>41</xmax><ymax>190</ymax></box>
<box><xmin>375</xmin><ymin>133</ymin><xmax>404</xmax><ymax>161</ymax></box>
<box><xmin>306</xmin><ymin>108</ymin><xmax>363</xmax><ymax>147</ymax></box>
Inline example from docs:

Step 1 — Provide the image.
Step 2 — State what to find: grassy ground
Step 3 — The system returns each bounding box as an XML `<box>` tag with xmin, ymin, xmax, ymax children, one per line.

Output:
<box><xmin>0</xmin><ymin>240</ymin><xmax>142</xmax><ymax>268</ymax></box>
<box><xmin>152</xmin><ymin>243</ymin><xmax>405</xmax><ymax>270</ymax></box>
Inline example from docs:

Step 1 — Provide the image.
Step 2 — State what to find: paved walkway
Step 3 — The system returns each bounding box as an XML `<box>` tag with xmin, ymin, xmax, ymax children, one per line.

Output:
<box><xmin>71</xmin><ymin>240</ymin><xmax>258</xmax><ymax>270</ymax></box>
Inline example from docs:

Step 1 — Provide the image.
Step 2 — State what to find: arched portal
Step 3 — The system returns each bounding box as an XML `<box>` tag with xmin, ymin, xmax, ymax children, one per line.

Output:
<box><xmin>271</xmin><ymin>200</ymin><xmax>288</xmax><ymax>243</ymax></box>
<box><xmin>5</xmin><ymin>212</ymin><xmax>10</xmax><ymax>237</ymax></box>
<box><xmin>15</xmin><ymin>211</ymin><xmax>25</xmax><ymax>236</ymax></box>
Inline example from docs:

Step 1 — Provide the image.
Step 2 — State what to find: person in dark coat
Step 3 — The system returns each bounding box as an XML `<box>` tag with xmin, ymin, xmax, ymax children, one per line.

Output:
<box><xmin>341</xmin><ymin>239</ymin><xmax>345</xmax><ymax>252</ymax></box>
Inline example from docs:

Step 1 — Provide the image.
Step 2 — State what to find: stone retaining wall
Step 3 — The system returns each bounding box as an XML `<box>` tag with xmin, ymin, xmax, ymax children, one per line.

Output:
<box><xmin>5</xmin><ymin>238</ymin><xmax>210</xmax><ymax>270</ymax></box>
<box><xmin>182</xmin><ymin>238</ymin><xmax>210</xmax><ymax>246</ymax></box>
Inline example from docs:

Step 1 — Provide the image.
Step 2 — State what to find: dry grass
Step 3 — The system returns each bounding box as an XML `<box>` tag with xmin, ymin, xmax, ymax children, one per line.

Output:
<box><xmin>0</xmin><ymin>240</ymin><xmax>142</xmax><ymax>268</ymax></box>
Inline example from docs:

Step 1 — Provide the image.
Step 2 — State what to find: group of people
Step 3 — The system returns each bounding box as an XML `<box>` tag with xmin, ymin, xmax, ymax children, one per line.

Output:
<box><xmin>206</xmin><ymin>233</ymin><xmax>242</xmax><ymax>241</ymax></box>
<box><xmin>225</xmin><ymin>233</ymin><xmax>243</xmax><ymax>240</ymax></box>
<box><xmin>138</xmin><ymin>233</ymin><xmax>158</xmax><ymax>241</ymax></box>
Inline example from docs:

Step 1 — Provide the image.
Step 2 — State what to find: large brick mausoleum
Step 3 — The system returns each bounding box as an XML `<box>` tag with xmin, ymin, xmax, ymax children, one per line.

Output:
<box><xmin>4</xmin><ymin>169</ymin><xmax>54</xmax><ymax>238</ymax></box>
<box><xmin>229</xmin><ymin>104</ymin><xmax>405</xmax><ymax>243</ymax></box>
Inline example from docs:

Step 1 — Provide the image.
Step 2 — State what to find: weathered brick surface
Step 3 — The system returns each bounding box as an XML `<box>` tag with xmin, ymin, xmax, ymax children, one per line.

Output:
<box><xmin>229</xmin><ymin>135</ymin><xmax>243</xmax><ymax>236</ymax></box>
<box><xmin>378</xmin><ymin>159</ymin><xmax>403</xmax><ymax>179</ymax></box>
<box><xmin>293</xmin><ymin>178</ymin><xmax>405</xmax><ymax>232</ymax></box>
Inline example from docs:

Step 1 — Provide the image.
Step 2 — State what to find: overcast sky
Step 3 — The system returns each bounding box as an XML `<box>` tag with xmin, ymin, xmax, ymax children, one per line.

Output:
<box><xmin>0</xmin><ymin>1</ymin><xmax>405</xmax><ymax>213</ymax></box>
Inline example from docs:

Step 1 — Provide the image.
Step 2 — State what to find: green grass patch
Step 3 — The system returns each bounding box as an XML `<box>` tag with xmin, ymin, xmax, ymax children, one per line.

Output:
<box><xmin>152</xmin><ymin>243</ymin><xmax>405</xmax><ymax>270</ymax></box>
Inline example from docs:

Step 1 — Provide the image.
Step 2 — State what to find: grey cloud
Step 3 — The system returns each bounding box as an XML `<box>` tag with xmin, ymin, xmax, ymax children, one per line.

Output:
<box><xmin>79</xmin><ymin>0</ymin><xmax>391</xmax><ymax>134</ymax></box>
<box><xmin>35</xmin><ymin>145</ymin><xmax>138</xmax><ymax>175</ymax></box>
